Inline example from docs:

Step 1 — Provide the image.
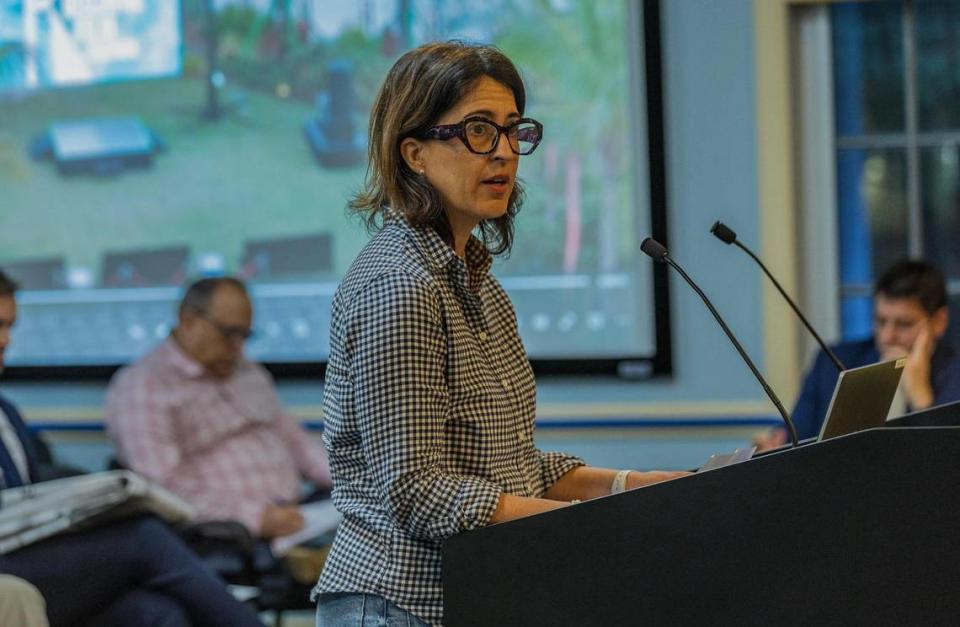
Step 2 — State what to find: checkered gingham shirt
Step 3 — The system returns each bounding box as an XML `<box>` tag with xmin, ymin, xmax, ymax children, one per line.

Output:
<box><xmin>316</xmin><ymin>209</ymin><xmax>585</xmax><ymax>625</ymax></box>
<box><xmin>105</xmin><ymin>338</ymin><xmax>331</xmax><ymax>534</ymax></box>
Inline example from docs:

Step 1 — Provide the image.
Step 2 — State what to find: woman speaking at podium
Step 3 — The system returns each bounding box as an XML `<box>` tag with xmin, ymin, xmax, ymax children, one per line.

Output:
<box><xmin>315</xmin><ymin>41</ymin><xmax>688</xmax><ymax>626</ymax></box>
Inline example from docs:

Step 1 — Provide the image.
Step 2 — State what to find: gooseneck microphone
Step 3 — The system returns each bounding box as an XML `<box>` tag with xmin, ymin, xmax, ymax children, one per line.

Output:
<box><xmin>710</xmin><ymin>221</ymin><xmax>846</xmax><ymax>372</ymax></box>
<box><xmin>641</xmin><ymin>237</ymin><xmax>800</xmax><ymax>447</ymax></box>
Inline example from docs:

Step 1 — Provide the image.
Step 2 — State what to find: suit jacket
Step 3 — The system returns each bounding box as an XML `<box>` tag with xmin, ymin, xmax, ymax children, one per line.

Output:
<box><xmin>792</xmin><ymin>337</ymin><xmax>960</xmax><ymax>440</ymax></box>
<box><xmin>0</xmin><ymin>393</ymin><xmax>40</xmax><ymax>488</ymax></box>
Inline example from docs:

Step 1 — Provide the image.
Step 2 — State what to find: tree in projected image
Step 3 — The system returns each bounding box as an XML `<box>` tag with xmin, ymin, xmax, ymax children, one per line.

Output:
<box><xmin>497</xmin><ymin>1</ymin><xmax>636</xmax><ymax>276</ymax></box>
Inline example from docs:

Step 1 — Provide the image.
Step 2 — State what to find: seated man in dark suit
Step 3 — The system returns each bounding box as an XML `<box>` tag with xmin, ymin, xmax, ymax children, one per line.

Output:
<box><xmin>0</xmin><ymin>268</ymin><xmax>263</xmax><ymax>627</ymax></box>
<box><xmin>755</xmin><ymin>259</ymin><xmax>960</xmax><ymax>450</ymax></box>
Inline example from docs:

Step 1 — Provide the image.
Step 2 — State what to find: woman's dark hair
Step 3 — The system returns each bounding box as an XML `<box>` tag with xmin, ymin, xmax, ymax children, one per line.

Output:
<box><xmin>350</xmin><ymin>40</ymin><xmax>527</xmax><ymax>256</ymax></box>
<box><xmin>874</xmin><ymin>259</ymin><xmax>947</xmax><ymax>315</ymax></box>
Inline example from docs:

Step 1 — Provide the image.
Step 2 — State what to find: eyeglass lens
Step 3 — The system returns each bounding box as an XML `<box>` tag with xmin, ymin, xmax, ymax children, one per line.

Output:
<box><xmin>464</xmin><ymin>120</ymin><xmax>540</xmax><ymax>155</ymax></box>
<box><xmin>200</xmin><ymin>311</ymin><xmax>253</xmax><ymax>341</ymax></box>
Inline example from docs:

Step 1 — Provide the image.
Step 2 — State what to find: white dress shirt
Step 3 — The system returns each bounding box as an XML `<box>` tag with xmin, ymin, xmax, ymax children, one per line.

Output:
<box><xmin>0</xmin><ymin>405</ymin><xmax>30</xmax><ymax>483</ymax></box>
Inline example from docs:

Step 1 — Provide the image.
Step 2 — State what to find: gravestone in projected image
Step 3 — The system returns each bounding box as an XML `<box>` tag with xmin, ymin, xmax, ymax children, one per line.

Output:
<box><xmin>239</xmin><ymin>234</ymin><xmax>334</xmax><ymax>282</ymax></box>
<box><xmin>30</xmin><ymin>117</ymin><xmax>164</xmax><ymax>176</ymax></box>
<box><xmin>2</xmin><ymin>258</ymin><xmax>67</xmax><ymax>291</ymax></box>
<box><xmin>303</xmin><ymin>60</ymin><xmax>367</xmax><ymax>168</ymax></box>
<box><xmin>101</xmin><ymin>247</ymin><xmax>189</xmax><ymax>288</ymax></box>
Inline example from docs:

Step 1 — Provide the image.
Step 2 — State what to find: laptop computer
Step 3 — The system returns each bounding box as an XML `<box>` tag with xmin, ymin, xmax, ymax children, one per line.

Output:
<box><xmin>817</xmin><ymin>358</ymin><xmax>905</xmax><ymax>441</ymax></box>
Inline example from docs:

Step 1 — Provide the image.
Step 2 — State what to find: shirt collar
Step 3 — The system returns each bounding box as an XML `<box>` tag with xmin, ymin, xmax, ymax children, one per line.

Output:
<box><xmin>383</xmin><ymin>207</ymin><xmax>493</xmax><ymax>292</ymax></box>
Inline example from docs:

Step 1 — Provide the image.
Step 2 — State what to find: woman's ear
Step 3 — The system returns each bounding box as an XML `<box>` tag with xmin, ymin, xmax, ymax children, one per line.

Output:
<box><xmin>400</xmin><ymin>137</ymin><xmax>426</xmax><ymax>175</ymax></box>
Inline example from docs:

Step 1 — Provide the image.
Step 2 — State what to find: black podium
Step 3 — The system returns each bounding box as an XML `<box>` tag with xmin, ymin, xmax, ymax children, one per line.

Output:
<box><xmin>887</xmin><ymin>398</ymin><xmax>960</xmax><ymax>427</ymax></box>
<box><xmin>443</xmin><ymin>427</ymin><xmax>960</xmax><ymax>626</ymax></box>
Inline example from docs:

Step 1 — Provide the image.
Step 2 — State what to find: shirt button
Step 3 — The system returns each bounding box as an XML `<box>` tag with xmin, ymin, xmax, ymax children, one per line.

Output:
<box><xmin>501</xmin><ymin>378</ymin><xmax>511</xmax><ymax>390</ymax></box>
<box><xmin>478</xmin><ymin>331</ymin><xmax>488</xmax><ymax>341</ymax></box>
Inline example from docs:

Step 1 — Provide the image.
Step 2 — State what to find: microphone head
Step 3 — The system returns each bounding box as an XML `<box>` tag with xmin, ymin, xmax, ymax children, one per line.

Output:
<box><xmin>710</xmin><ymin>221</ymin><xmax>737</xmax><ymax>245</ymax></box>
<box><xmin>640</xmin><ymin>237</ymin><xmax>669</xmax><ymax>261</ymax></box>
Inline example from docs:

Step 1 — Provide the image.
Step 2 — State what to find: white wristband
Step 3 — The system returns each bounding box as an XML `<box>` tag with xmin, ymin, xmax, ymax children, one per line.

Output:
<box><xmin>611</xmin><ymin>469</ymin><xmax>631</xmax><ymax>495</ymax></box>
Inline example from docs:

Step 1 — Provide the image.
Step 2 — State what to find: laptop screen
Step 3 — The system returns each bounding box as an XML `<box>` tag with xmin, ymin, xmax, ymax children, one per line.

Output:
<box><xmin>818</xmin><ymin>359</ymin><xmax>905</xmax><ymax>441</ymax></box>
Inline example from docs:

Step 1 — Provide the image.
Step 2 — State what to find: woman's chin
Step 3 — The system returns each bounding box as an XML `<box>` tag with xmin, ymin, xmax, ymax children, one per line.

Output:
<box><xmin>479</xmin><ymin>201</ymin><xmax>510</xmax><ymax>221</ymax></box>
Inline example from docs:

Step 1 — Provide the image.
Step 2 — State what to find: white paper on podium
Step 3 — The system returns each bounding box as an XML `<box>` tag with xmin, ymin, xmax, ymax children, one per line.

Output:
<box><xmin>270</xmin><ymin>500</ymin><xmax>342</xmax><ymax>556</ymax></box>
<box><xmin>697</xmin><ymin>446</ymin><xmax>756</xmax><ymax>472</ymax></box>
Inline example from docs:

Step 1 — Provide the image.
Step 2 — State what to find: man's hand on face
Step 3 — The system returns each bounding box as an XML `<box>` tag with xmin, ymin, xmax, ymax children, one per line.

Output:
<box><xmin>900</xmin><ymin>321</ymin><xmax>936</xmax><ymax>409</ymax></box>
<box><xmin>260</xmin><ymin>504</ymin><xmax>306</xmax><ymax>538</ymax></box>
<box><xmin>874</xmin><ymin>295</ymin><xmax>948</xmax><ymax>411</ymax></box>
<box><xmin>883</xmin><ymin>320</ymin><xmax>936</xmax><ymax>410</ymax></box>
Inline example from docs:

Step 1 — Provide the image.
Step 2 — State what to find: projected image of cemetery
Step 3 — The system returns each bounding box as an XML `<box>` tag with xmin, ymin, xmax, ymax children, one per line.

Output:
<box><xmin>0</xmin><ymin>0</ymin><xmax>652</xmax><ymax>364</ymax></box>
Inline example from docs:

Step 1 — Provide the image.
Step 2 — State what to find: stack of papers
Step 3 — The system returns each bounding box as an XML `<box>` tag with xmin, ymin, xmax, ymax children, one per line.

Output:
<box><xmin>271</xmin><ymin>500</ymin><xmax>342</xmax><ymax>556</ymax></box>
<box><xmin>698</xmin><ymin>446</ymin><xmax>756</xmax><ymax>472</ymax></box>
<box><xmin>0</xmin><ymin>470</ymin><xmax>195</xmax><ymax>554</ymax></box>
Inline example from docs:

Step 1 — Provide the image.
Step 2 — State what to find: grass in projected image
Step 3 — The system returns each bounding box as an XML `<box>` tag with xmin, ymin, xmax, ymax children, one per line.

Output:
<box><xmin>0</xmin><ymin>76</ymin><xmax>368</xmax><ymax>280</ymax></box>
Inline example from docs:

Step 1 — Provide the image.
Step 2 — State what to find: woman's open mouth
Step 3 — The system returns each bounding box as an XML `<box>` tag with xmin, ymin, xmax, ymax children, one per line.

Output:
<box><xmin>482</xmin><ymin>175</ymin><xmax>511</xmax><ymax>193</ymax></box>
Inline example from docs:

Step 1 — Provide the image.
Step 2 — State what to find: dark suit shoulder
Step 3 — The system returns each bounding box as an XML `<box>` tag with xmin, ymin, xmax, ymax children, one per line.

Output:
<box><xmin>829</xmin><ymin>337</ymin><xmax>879</xmax><ymax>369</ymax></box>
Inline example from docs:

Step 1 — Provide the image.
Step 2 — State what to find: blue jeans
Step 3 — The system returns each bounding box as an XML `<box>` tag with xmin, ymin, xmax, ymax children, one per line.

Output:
<box><xmin>316</xmin><ymin>593</ymin><xmax>430</xmax><ymax>626</ymax></box>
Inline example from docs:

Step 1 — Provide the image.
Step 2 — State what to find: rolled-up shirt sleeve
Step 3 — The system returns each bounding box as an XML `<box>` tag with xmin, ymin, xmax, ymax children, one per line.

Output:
<box><xmin>347</xmin><ymin>271</ymin><xmax>502</xmax><ymax>540</ymax></box>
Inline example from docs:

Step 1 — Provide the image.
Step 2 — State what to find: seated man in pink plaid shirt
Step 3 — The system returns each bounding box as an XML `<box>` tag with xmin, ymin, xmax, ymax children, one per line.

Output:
<box><xmin>106</xmin><ymin>277</ymin><xmax>332</xmax><ymax>539</ymax></box>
